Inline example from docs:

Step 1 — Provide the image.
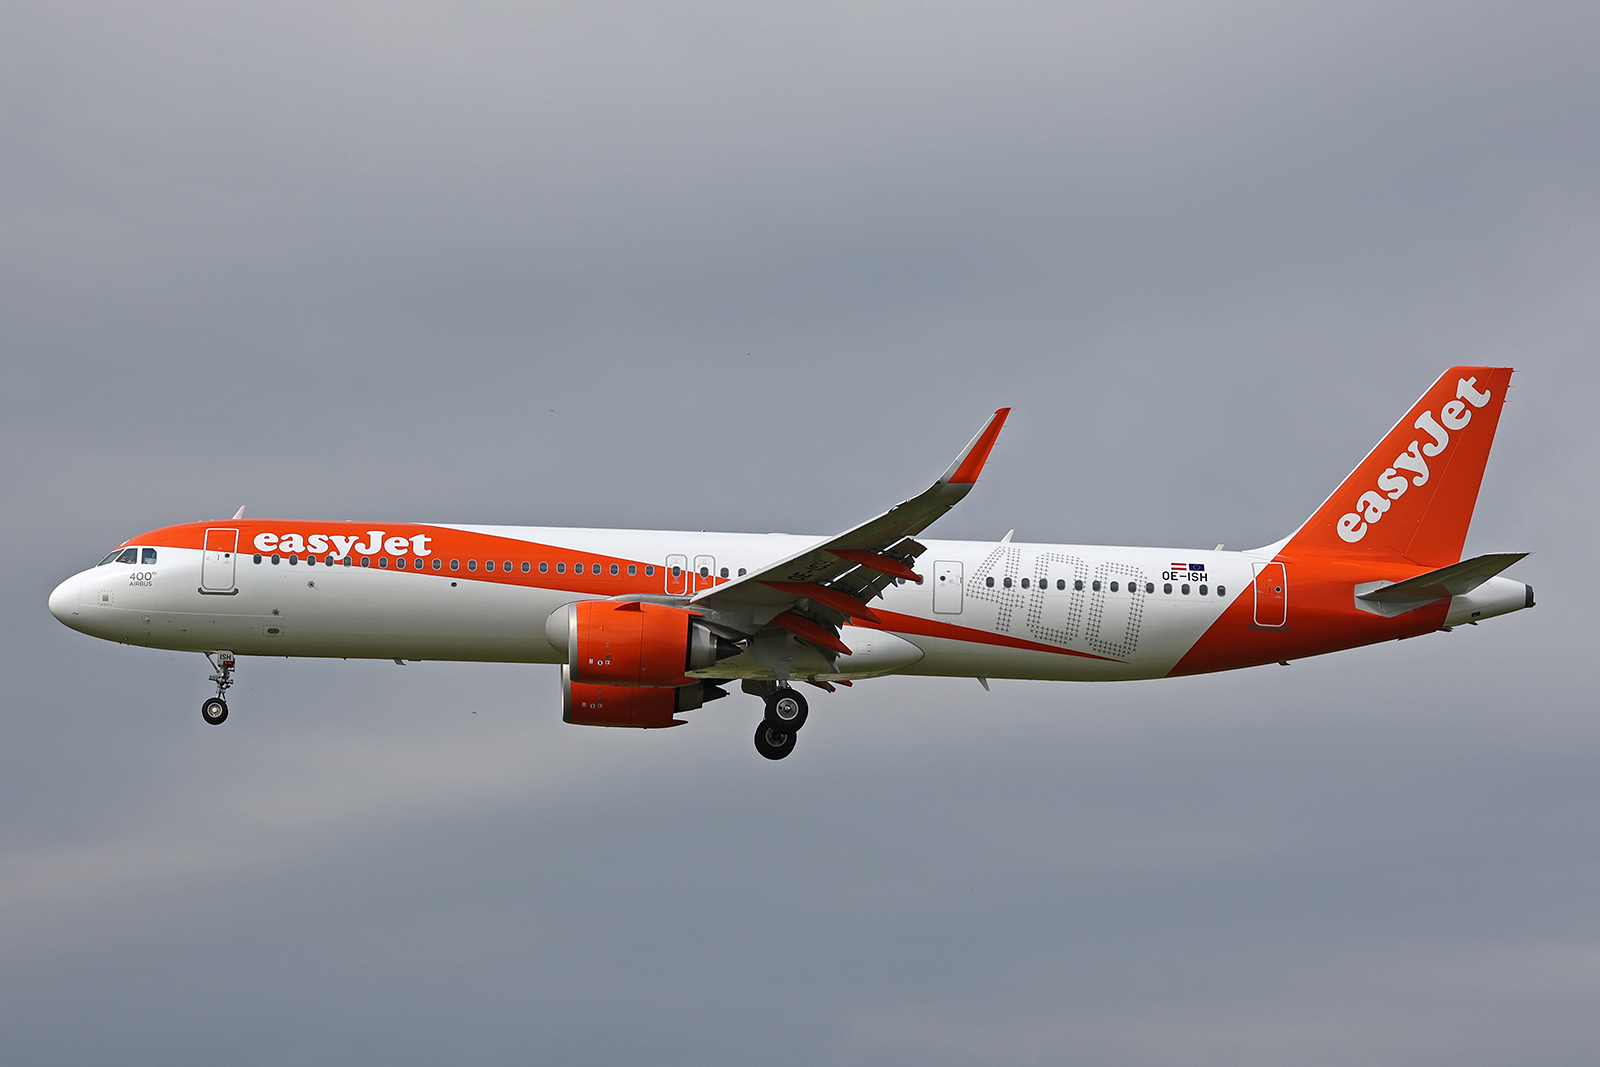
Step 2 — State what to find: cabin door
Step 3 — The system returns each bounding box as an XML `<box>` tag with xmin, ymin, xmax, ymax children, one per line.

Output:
<box><xmin>201</xmin><ymin>528</ymin><xmax>239</xmax><ymax>592</ymax></box>
<box><xmin>1252</xmin><ymin>562</ymin><xmax>1287</xmax><ymax>628</ymax></box>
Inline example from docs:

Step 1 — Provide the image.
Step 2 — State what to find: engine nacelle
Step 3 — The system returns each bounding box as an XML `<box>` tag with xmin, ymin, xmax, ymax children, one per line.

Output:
<box><xmin>545</xmin><ymin>600</ymin><xmax>739</xmax><ymax>687</ymax></box>
<box><xmin>561</xmin><ymin>668</ymin><xmax>728</xmax><ymax>729</ymax></box>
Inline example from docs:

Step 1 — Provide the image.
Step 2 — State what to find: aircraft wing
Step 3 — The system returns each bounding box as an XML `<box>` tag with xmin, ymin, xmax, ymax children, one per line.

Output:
<box><xmin>689</xmin><ymin>409</ymin><xmax>1010</xmax><ymax>649</ymax></box>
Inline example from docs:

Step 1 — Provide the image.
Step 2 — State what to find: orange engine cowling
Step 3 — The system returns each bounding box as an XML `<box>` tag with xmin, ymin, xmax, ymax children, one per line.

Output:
<box><xmin>562</xmin><ymin>600</ymin><xmax>739</xmax><ymax>687</ymax></box>
<box><xmin>561</xmin><ymin>667</ymin><xmax>722</xmax><ymax>729</ymax></box>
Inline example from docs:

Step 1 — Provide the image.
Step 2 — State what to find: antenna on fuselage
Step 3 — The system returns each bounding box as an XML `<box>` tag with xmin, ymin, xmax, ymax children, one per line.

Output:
<box><xmin>231</xmin><ymin>506</ymin><xmax>245</xmax><ymax>520</ymax></box>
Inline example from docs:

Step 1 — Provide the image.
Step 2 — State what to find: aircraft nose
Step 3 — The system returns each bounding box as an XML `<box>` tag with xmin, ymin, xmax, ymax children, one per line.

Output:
<box><xmin>48</xmin><ymin>574</ymin><xmax>80</xmax><ymax>626</ymax></box>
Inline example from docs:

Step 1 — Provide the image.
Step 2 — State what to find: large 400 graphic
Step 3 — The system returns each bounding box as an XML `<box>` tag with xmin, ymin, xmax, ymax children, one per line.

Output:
<box><xmin>1012</xmin><ymin>553</ymin><xmax>1144</xmax><ymax>658</ymax></box>
<box><xmin>1082</xmin><ymin>564</ymin><xmax>1145</xmax><ymax>659</ymax></box>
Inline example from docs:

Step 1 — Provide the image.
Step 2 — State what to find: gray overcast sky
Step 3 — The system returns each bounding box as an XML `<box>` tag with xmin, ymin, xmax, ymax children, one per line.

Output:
<box><xmin>3</xmin><ymin>3</ymin><xmax>1598</xmax><ymax>1064</ymax></box>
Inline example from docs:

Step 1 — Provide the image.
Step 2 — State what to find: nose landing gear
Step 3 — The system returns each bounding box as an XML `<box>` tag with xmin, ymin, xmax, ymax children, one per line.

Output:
<box><xmin>202</xmin><ymin>651</ymin><xmax>235</xmax><ymax>725</ymax></box>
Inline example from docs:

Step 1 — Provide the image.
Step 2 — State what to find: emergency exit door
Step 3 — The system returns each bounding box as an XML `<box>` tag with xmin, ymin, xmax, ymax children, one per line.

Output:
<box><xmin>933</xmin><ymin>560</ymin><xmax>963</xmax><ymax>614</ymax></box>
<box><xmin>201</xmin><ymin>528</ymin><xmax>238</xmax><ymax>592</ymax></box>
<box><xmin>1252</xmin><ymin>561</ymin><xmax>1287</xmax><ymax>628</ymax></box>
<box><xmin>665</xmin><ymin>554</ymin><xmax>689</xmax><ymax>595</ymax></box>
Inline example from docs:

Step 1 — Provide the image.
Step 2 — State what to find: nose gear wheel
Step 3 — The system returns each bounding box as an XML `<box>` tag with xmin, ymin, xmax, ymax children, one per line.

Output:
<box><xmin>202</xmin><ymin>651</ymin><xmax>236</xmax><ymax>725</ymax></box>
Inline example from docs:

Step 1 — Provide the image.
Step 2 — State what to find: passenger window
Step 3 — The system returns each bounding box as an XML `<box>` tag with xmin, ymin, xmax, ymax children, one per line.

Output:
<box><xmin>468</xmin><ymin>560</ymin><xmax>477</xmax><ymax>571</ymax></box>
<box><xmin>450</xmin><ymin>559</ymin><xmax>460</xmax><ymax>571</ymax></box>
<box><xmin>985</xmin><ymin>577</ymin><xmax>995</xmax><ymax>588</ymax></box>
<box><xmin>627</xmin><ymin>565</ymin><xmax>637</xmax><ymax>576</ymax></box>
<box><xmin>1057</xmin><ymin>580</ymin><xmax>1065</xmax><ymax>590</ymax></box>
<box><xmin>645</xmin><ymin>566</ymin><xmax>655</xmax><ymax>576</ymax></box>
<box><xmin>1181</xmin><ymin>583</ymin><xmax>1190</xmax><ymax>594</ymax></box>
<box><xmin>671</xmin><ymin>567</ymin><xmax>681</xmax><ymax>577</ymax></box>
<box><xmin>1145</xmin><ymin>582</ymin><xmax>1154</xmax><ymax>594</ymax></box>
<box><xmin>1020</xmin><ymin>578</ymin><xmax>1029</xmax><ymax>589</ymax></box>
<box><xmin>377</xmin><ymin>557</ymin><xmax>387</xmax><ymax>568</ymax></box>
<box><xmin>360</xmin><ymin>557</ymin><xmax>370</xmax><ymax>568</ymax></box>
<box><xmin>433</xmin><ymin>559</ymin><xmax>442</xmax><ymax>570</ymax></box>
<box><xmin>611</xmin><ymin>564</ymin><xmax>619</xmax><ymax>576</ymax></box>
<box><xmin>1199</xmin><ymin>584</ymin><xmax>1208</xmax><ymax>595</ymax></box>
<box><xmin>738</xmin><ymin>568</ymin><xmax>746</xmax><ymax>577</ymax></box>
<box><xmin>540</xmin><ymin>562</ymin><xmax>549</xmax><ymax>573</ymax></box>
<box><xmin>576</xmin><ymin>563</ymin><xmax>585</xmax><ymax>575</ymax></box>
<box><xmin>1217</xmin><ymin>585</ymin><xmax>1226</xmax><ymax>597</ymax></box>
<box><xmin>1074</xmin><ymin>580</ymin><xmax>1083</xmax><ymax>591</ymax></box>
<box><xmin>486</xmin><ymin>560</ymin><xmax>496</xmax><ymax>572</ymax></box>
<box><xmin>720</xmin><ymin>567</ymin><xmax>728</xmax><ymax>578</ymax></box>
<box><xmin>343</xmin><ymin>557</ymin><xmax>352</xmax><ymax>567</ymax></box>
<box><xmin>271</xmin><ymin>555</ymin><xmax>280</xmax><ymax>565</ymax></box>
<box><xmin>253</xmin><ymin>554</ymin><xmax>263</xmax><ymax>564</ymax></box>
<box><xmin>699</xmin><ymin>567</ymin><xmax>709</xmax><ymax>578</ymax></box>
<box><xmin>141</xmin><ymin>548</ymin><xmax>157</xmax><ymax>565</ymax></box>
<box><xmin>556</xmin><ymin>563</ymin><xmax>565</xmax><ymax>574</ymax></box>
<box><xmin>1109</xmin><ymin>581</ymin><xmax>1119</xmax><ymax>592</ymax></box>
<box><xmin>1003</xmin><ymin>577</ymin><xmax>1012</xmax><ymax>588</ymax></box>
<box><xmin>1163</xmin><ymin>582</ymin><xmax>1171</xmax><ymax>593</ymax></box>
<box><xmin>504</xmin><ymin>561</ymin><xmax>512</xmax><ymax>572</ymax></box>
<box><xmin>522</xmin><ymin>561</ymin><xmax>530</xmax><ymax>573</ymax></box>
<box><xmin>1092</xmin><ymin>580</ymin><xmax>1101</xmax><ymax>592</ymax></box>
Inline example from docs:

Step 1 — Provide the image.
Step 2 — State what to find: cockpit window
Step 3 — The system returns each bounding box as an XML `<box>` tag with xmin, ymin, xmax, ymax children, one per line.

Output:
<box><xmin>99</xmin><ymin>551</ymin><xmax>121</xmax><ymax>566</ymax></box>
<box><xmin>100</xmin><ymin>547</ymin><xmax>140</xmax><ymax>565</ymax></box>
<box><xmin>141</xmin><ymin>548</ymin><xmax>157</xmax><ymax>565</ymax></box>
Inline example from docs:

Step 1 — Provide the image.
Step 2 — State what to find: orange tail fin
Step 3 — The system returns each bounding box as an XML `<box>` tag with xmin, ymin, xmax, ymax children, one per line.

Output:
<box><xmin>1282</xmin><ymin>366</ymin><xmax>1513</xmax><ymax>567</ymax></box>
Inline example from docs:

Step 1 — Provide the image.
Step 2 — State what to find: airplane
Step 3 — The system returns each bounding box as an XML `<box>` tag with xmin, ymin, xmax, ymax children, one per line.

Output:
<box><xmin>48</xmin><ymin>366</ymin><xmax>1532</xmax><ymax>760</ymax></box>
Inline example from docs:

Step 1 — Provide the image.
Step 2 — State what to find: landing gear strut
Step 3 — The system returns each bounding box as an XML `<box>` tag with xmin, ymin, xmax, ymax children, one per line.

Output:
<box><xmin>202</xmin><ymin>651</ymin><xmax>235</xmax><ymax>725</ymax></box>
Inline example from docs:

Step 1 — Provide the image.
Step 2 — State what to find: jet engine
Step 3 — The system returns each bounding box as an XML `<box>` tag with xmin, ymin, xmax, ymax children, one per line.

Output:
<box><xmin>545</xmin><ymin>600</ymin><xmax>741</xmax><ymax>687</ymax></box>
<box><xmin>561</xmin><ymin>667</ymin><xmax>727</xmax><ymax>728</ymax></box>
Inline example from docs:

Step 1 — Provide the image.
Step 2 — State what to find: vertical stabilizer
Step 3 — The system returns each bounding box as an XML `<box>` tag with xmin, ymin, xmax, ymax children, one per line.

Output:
<box><xmin>1282</xmin><ymin>367</ymin><xmax>1513</xmax><ymax>567</ymax></box>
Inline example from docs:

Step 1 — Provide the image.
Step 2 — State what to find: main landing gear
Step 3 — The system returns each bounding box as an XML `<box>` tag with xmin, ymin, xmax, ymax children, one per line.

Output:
<box><xmin>754</xmin><ymin>720</ymin><xmax>797</xmax><ymax>760</ymax></box>
<box><xmin>753</xmin><ymin>686</ymin><xmax>809</xmax><ymax>761</ymax></box>
<box><xmin>202</xmin><ymin>651</ymin><xmax>236</xmax><ymax>725</ymax></box>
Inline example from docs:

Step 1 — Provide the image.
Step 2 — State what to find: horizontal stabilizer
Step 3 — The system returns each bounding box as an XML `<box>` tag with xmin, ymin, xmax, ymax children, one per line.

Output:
<box><xmin>1356</xmin><ymin>552</ymin><xmax>1528</xmax><ymax>609</ymax></box>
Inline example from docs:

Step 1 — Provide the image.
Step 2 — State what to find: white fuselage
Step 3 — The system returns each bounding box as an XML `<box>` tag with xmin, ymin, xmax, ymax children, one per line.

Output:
<box><xmin>49</xmin><ymin>523</ymin><xmax>1530</xmax><ymax>685</ymax></box>
<box><xmin>50</xmin><ymin>526</ymin><xmax>1256</xmax><ymax>682</ymax></box>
